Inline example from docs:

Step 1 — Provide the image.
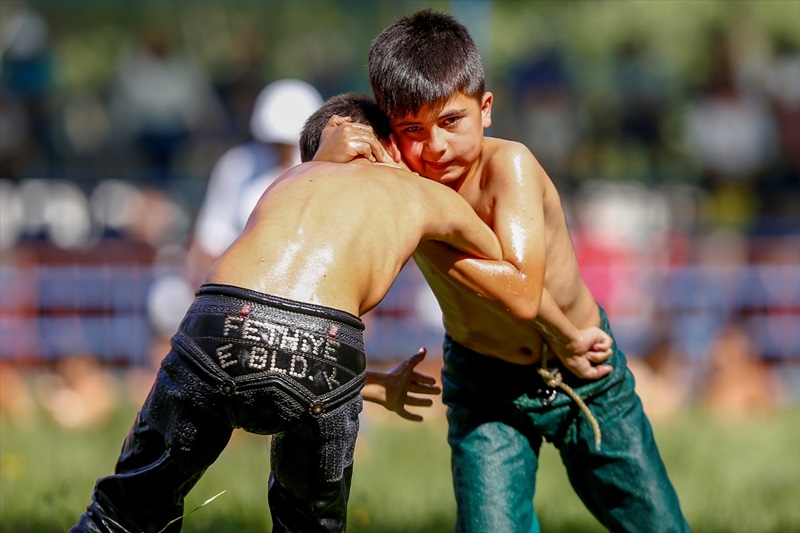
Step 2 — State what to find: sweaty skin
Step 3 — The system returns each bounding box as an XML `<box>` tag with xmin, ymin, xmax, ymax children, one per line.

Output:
<box><xmin>206</xmin><ymin>159</ymin><xmax>502</xmax><ymax>318</ymax></box>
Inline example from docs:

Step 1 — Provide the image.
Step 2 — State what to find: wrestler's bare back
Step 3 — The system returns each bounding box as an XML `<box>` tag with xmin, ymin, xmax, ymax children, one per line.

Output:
<box><xmin>206</xmin><ymin>160</ymin><xmax>501</xmax><ymax>317</ymax></box>
<box><xmin>415</xmin><ymin>137</ymin><xmax>601</xmax><ymax>364</ymax></box>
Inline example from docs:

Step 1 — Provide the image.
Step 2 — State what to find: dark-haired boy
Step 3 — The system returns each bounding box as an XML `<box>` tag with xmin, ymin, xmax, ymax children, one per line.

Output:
<box><xmin>317</xmin><ymin>10</ymin><xmax>689</xmax><ymax>533</ymax></box>
<box><xmin>70</xmin><ymin>93</ymin><xmax>502</xmax><ymax>533</ymax></box>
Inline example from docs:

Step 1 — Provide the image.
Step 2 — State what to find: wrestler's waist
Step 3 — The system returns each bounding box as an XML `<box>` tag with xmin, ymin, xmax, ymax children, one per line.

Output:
<box><xmin>188</xmin><ymin>283</ymin><xmax>365</xmax><ymax>352</ymax></box>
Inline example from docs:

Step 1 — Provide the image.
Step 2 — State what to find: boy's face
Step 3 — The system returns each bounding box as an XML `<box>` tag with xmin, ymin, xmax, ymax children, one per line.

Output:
<box><xmin>388</xmin><ymin>92</ymin><xmax>492</xmax><ymax>185</ymax></box>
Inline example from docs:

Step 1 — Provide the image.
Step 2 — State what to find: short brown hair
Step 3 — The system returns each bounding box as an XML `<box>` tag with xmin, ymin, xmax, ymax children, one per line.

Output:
<box><xmin>299</xmin><ymin>93</ymin><xmax>392</xmax><ymax>163</ymax></box>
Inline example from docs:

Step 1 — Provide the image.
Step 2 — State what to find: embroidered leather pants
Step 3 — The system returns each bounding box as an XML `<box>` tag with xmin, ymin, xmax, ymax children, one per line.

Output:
<box><xmin>71</xmin><ymin>284</ymin><xmax>366</xmax><ymax>533</ymax></box>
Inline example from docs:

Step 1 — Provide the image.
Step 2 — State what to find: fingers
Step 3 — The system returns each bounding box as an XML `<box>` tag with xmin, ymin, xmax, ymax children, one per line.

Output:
<box><xmin>315</xmin><ymin>118</ymin><xmax>387</xmax><ymax>163</ymax></box>
<box><xmin>406</xmin><ymin>347</ymin><xmax>427</xmax><ymax>366</ymax></box>
<box><xmin>585</xmin><ymin>347</ymin><xmax>613</xmax><ymax>363</ymax></box>
<box><xmin>592</xmin><ymin>335</ymin><xmax>613</xmax><ymax>352</ymax></box>
<box><xmin>404</xmin><ymin>395</ymin><xmax>434</xmax><ymax>407</ymax></box>
<box><xmin>562</xmin><ymin>356</ymin><xmax>613</xmax><ymax>380</ymax></box>
<box><xmin>410</xmin><ymin>372</ymin><xmax>438</xmax><ymax>386</ymax></box>
<box><xmin>391</xmin><ymin>348</ymin><xmax>427</xmax><ymax>375</ymax></box>
<box><xmin>349</xmin><ymin>136</ymin><xmax>384</xmax><ymax>161</ymax></box>
<box><xmin>334</xmin><ymin>122</ymin><xmax>383</xmax><ymax>152</ymax></box>
<box><xmin>325</xmin><ymin>115</ymin><xmax>352</xmax><ymax>128</ymax></box>
<box><xmin>581</xmin><ymin>363</ymin><xmax>613</xmax><ymax>380</ymax></box>
<box><xmin>395</xmin><ymin>394</ymin><xmax>435</xmax><ymax>422</ymax></box>
<box><xmin>407</xmin><ymin>380</ymin><xmax>441</xmax><ymax>395</ymax></box>
<box><xmin>397</xmin><ymin>409</ymin><xmax>424</xmax><ymax>422</ymax></box>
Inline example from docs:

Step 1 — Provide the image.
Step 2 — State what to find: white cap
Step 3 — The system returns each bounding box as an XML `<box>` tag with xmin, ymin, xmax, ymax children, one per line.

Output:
<box><xmin>250</xmin><ymin>79</ymin><xmax>323</xmax><ymax>145</ymax></box>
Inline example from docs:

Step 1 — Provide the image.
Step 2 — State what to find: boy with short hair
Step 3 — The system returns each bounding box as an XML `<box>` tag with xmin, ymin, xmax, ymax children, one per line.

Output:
<box><xmin>318</xmin><ymin>9</ymin><xmax>689</xmax><ymax>533</ymax></box>
<box><xmin>71</xmin><ymin>93</ymin><xmax>502</xmax><ymax>533</ymax></box>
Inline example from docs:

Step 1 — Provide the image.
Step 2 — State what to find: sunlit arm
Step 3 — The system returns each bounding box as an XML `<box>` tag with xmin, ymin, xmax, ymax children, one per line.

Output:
<box><xmin>415</xmin><ymin>244</ymin><xmax>582</xmax><ymax>344</ymax></box>
<box><xmin>414</xmin><ymin>242</ymin><xmax>543</xmax><ymax>323</ymax></box>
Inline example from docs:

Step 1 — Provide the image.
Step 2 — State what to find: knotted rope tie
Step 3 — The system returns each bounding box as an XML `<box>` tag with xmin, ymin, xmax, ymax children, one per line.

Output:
<box><xmin>538</xmin><ymin>353</ymin><xmax>602</xmax><ymax>449</ymax></box>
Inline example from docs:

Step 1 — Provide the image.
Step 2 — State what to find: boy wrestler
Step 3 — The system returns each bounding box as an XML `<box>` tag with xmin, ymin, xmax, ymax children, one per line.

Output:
<box><xmin>70</xmin><ymin>92</ymin><xmax>501</xmax><ymax>533</ymax></box>
<box><xmin>316</xmin><ymin>10</ymin><xmax>689</xmax><ymax>533</ymax></box>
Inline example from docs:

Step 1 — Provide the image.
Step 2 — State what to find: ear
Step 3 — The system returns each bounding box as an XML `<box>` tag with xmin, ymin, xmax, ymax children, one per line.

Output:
<box><xmin>480</xmin><ymin>92</ymin><xmax>493</xmax><ymax>129</ymax></box>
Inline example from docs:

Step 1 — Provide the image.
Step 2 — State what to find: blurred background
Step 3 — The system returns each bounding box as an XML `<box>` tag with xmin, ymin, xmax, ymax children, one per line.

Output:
<box><xmin>0</xmin><ymin>0</ymin><xmax>798</xmax><ymax>474</ymax></box>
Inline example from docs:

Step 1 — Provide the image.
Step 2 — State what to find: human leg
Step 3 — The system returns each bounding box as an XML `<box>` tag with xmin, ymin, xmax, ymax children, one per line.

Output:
<box><xmin>180</xmin><ymin>285</ymin><xmax>368</xmax><ymax>532</ymax></box>
<box><xmin>553</xmin><ymin>309</ymin><xmax>689</xmax><ymax>532</ymax></box>
<box><xmin>268</xmin><ymin>394</ymin><xmax>363</xmax><ymax>533</ymax></box>
<box><xmin>557</xmin><ymin>366</ymin><xmax>689</xmax><ymax>532</ymax></box>
<box><xmin>443</xmin><ymin>336</ymin><xmax>545</xmax><ymax>533</ymax></box>
<box><xmin>70</xmin><ymin>349</ymin><xmax>233</xmax><ymax>533</ymax></box>
<box><xmin>448</xmin><ymin>412</ymin><xmax>540</xmax><ymax>533</ymax></box>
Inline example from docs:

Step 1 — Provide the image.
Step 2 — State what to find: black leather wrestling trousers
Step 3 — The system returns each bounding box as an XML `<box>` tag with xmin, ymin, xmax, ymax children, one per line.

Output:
<box><xmin>70</xmin><ymin>284</ymin><xmax>367</xmax><ymax>532</ymax></box>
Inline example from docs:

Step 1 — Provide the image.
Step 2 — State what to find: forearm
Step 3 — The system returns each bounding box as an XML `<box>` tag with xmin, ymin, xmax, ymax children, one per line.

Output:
<box><xmin>415</xmin><ymin>242</ymin><xmax>542</xmax><ymax>322</ymax></box>
<box><xmin>530</xmin><ymin>288</ymin><xmax>581</xmax><ymax>349</ymax></box>
<box><xmin>415</xmin><ymin>243</ymin><xmax>581</xmax><ymax>348</ymax></box>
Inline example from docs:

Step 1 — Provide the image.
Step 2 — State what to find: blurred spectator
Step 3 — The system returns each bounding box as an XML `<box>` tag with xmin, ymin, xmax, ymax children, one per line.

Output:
<box><xmin>759</xmin><ymin>36</ymin><xmax>800</xmax><ymax>234</ymax></box>
<box><xmin>613</xmin><ymin>36</ymin><xmax>670</xmax><ymax>152</ymax></box>
<box><xmin>0</xmin><ymin>1</ymin><xmax>56</xmax><ymax>178</ymax></box>
<box><xmin>609</xmin><ymin>35</ymin><xmax>677</xmax><ymax>187</ymax></box>
<box><xmin>37</xmin><ymin>355</ymin><xmax>119</xmax><ymax>429</ymax></box>
<box><xmin>683</xmin><ymin>30</ymin><xmax>778</xmax><ymax>231</ymax></box>
<box><xmin>627</xmin><ymin>338</ymin><xmax>692</xmax><ymax>423</ymax></box>
<box><xmin>764</xmin><ymin>37</ymin><xmax>800</xmax><ymax>171</ymax></box>
<box><xmin>108</xmin><ymin>25</ymin><xmax>224</xmax><ymax>182</ymax></box>
<box><xmin>211</xmin><ymin>27</ymin><xmax>268</xmax><ymax>140</ymax></box>
<box><xmin>0</xmin><ymin>178</ymin><xmax>24</xmax><ymax>250</ymax></box>
<box><xmin>0</xmin><ymin>362</ymin><xmax>37</xmax><ymax>426</ymax></box>
<box><xmin>55</xmin><ymin>92</ymin><xmax>113</xmax><ymax>178</ymax></box>
<box><xmin>186</xmin><ymin>78</ymin><xmax>323</xmax><ymax>286</ymax></box>
<box><xmin>0</xmin><ymin>90</ymin><xmax>31</xmax><ymax>179</ymax></box>
<box><xmin>700</xmin><ymin>322</ymin><xmax>786</xmax><ymax>420</ymax></box>
<box><xmin>512</xmin><ymin>47</ymin><xmax>579</xmax><ymax>188</ymax></box>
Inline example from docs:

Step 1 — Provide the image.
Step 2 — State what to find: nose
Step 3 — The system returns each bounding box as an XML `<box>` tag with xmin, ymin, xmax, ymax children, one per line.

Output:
<box><xmin>423</xmin><ymin>127</ymin><xmax>447</xmax><ymax>158</ymax></box>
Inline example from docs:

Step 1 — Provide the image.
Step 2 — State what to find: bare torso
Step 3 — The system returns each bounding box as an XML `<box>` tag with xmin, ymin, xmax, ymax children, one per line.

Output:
<box><xmin>206</xmin><ymin>160</ymin><xmax>500</xmax><ymax>317</ymax></box>
<box><xmin>414</xmin><ymin>137</ymin><xmax>599</xmax><ymax>364</ymax></box>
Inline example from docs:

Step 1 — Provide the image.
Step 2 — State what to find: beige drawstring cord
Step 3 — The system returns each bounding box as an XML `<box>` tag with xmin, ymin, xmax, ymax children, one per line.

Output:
<box><xmin>537</xmin><ymin>348</ymin><xmax>602</xmax><ymax>449</ymax></box>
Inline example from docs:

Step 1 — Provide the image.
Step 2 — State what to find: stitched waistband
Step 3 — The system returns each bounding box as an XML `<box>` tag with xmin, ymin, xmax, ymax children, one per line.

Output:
<box><xmin>191</xmin><ymin>284</ymin><xmax>365</xmax><ymax>352</ymax></box>
<box><xmin>173</xmin><ymin>285</ymin><xmax>367</xmax><ymax>396</ymax></box>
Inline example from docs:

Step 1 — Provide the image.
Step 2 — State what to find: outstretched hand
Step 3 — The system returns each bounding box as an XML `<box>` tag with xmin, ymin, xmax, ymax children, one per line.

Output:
<box><xmin>313</xmin><ymin>115</ymin><xmax>390</xmax><ymax>164</ymax></box>
<box><xmin>548</xmin><ymin>327</ymin><xmax>614</xmax><ymax>380</ymax></box>
<box><xmin>362</xmin><ymin>348</ymin><xmax>442</xmax><ymax>422</ymax></box>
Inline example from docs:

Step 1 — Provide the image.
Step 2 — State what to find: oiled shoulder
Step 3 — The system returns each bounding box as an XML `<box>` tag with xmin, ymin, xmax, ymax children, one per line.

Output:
<box><xmin>483</xmin><ymin>137</ymin><xmax>537</xmax><ymax>167</ymax></box>
<box><xmin>480</xmin><ymin>137</ymin><xmax>541</xmax><ymax>188</ymax></box>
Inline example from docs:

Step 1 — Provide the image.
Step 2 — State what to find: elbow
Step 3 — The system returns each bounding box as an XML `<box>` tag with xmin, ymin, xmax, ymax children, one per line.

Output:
<box><xmin>507</xmin><ymin>297</ymin><xmax>540</xmax><ymax>323</ymax></box>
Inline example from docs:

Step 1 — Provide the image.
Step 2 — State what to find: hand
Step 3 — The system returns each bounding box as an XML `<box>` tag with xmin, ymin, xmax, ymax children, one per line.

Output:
<box><xmin>548</xmin><ymin>327</ymin><xmax>613</xmax><ymax>380</ymax></box>
<box><xmin>362</xmin><ymin>348</ymin><xmax>442</xmax><ymax>421</ymax></box>
<box><xmin>312</xmin><ymin>115</ymin><xmax>390</xmax><ymax>164</ymax></box>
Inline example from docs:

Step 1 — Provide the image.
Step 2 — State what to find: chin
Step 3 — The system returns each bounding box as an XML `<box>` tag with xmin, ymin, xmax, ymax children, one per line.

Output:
<box><xmin>436</xmin><ymin>167</ymin><xmax>465</xmax><ymax>184</ymax></box>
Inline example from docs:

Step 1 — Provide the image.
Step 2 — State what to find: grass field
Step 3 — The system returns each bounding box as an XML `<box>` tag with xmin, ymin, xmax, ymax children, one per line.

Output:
<box><xmin>1</xmin><ymin>398</ymin><xmax>799</xmax><ymax>532</ymax></box>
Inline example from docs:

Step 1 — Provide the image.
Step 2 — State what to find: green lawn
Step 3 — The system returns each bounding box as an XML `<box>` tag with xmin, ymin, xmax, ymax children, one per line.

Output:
<box><xmin>1</xmin><ymin>401</ymin><xmax>798</xmax><ymax>532</ymax></box>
